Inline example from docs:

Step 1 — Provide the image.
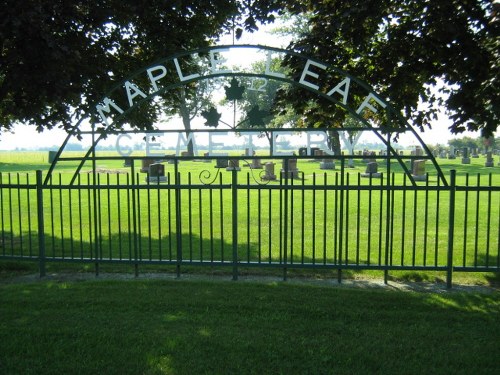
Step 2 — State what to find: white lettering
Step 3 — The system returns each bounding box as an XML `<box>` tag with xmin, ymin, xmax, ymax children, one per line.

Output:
<box><xmin>307</xmin><ymin>132</ymin><xmax>334</xmax><ymax>155</ymax></box>
<box><xmin>208</xmin><ymin>132</ymin><xmax>228</xmax><ymax>155</ymax></box>
<box><xmin>209</xmin><ymin>49</ymin><xmax>231</xmax><ymax>74</ymax></box>
<box><xmin>147</xmin><ymin>65</ymin><xmax>167</xmax><ymax>92</ymax></box>
<box><xmin>145</xmin><ymin>133</ymin><xmax>164</xmax><ymax>157</ymax></box>
<box><xmin>326</xmin><ymin>77</ymin><xmax>351</xmax><ymax>105</ymax></box>
<box><xmin>272</xmin><ymin>132</ymin><xmax>294</xmax><ymax>156</ymax></box>
<box><xmin>356</xmin><ymin>93</ymin><xmax>387</xmax><ymax>115</ymax></box>
<box><xmin>176</xmin><ymin>132</ymin><xmax>198</xmax><ymax>156</ymax></box>
<box><xmin>96</xmin><ymin>98</ymin><xmax>124</xmax><ymax>126</ymax></box>
<box><xmin>245</xmin><ymin>132</ymin><xmax>261</xmax><ymax>156</ymax></box>
<box><xmin>116</xmin><ymin>134</ymin><xmax>133</xmax><ymax>157</ymax></box>
<box><xmin>124</xmin><ymin>81</ymin><xmax>148</xmax><ymax>107</ymax></box>
<box><xmin>173</xmin><ymin>57</ymin><xmax>201</xmax><ymax>81</ymax></box>
<box><xmin>299</xmin><ymin>60</ymin><xmax>327</xmax><ymax>90</ymax></box>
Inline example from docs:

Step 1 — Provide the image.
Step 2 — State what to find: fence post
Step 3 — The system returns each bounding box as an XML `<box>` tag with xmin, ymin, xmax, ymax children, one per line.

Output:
<box><xmin>175</xmin><ymin>161</ymin><xmax>182</xmax><ymax>278</ymax></box>
<box><xmin>447</xmin><ymin>170</ymin><xmax>456</xmax><ymax>289</ymax></box>
<box><xmin>231</xmin><ymin>168</ymin><xmax>238</xmax><ymax>281</ymax></box>
<box><xmin>36</xmin><ymin>170</ymin><xmax>46</xmax><ymax>277</ymax></box>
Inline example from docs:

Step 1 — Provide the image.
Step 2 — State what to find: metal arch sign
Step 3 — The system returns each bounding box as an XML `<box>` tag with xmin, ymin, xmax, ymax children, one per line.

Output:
<box><xmin>95</xmin><ymin>45</ymin><xmax>393</xmax><ymax>129</ymax></box>
<box><xmin>47</xmin><ymin>44</ymin><xmax>447</xmax><ymax>185</ymax></box>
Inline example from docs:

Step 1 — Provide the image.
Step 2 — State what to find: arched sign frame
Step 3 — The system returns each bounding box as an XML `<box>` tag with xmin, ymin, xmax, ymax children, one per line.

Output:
<box><xmin>45</xmin><ymin>44</ymin><xmax>447</xmax><ymax>186</ymax></box>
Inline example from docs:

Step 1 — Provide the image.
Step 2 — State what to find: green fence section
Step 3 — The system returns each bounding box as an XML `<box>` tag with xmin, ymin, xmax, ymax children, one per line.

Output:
<box><xmin>0</xmin><ymin>165</ymin><xmax>499</xmax><ymax>286</ymax></box>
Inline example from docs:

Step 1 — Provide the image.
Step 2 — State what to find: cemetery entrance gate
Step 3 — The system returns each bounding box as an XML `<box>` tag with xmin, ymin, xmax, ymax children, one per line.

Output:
<box><xmin>1</xmin><ymin>46</ymin><xmax>498</xmax><ymax>287</ymax></box>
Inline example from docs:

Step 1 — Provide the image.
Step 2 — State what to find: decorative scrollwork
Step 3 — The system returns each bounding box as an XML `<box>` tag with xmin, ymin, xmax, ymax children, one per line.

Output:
<box><xmin>199</xmin><ymin>168</ymin><xmax>221</xmax><ymax>185</ymax></box>
<box><xmin>242</xmin><ymin>159</ymin><xmax>271</xmax><ymax>185</ymax></box>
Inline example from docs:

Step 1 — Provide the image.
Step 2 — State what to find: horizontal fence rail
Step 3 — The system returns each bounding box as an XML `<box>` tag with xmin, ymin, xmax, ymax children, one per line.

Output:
<box><xmin>0</xmin><ymin>164</ymin><xmax>499</xmax><ymax>287</ymax></box>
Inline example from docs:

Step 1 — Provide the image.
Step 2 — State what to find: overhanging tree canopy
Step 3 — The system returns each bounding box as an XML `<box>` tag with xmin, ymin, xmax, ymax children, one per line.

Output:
<box><xmin>0</xmin><ymin>0</ymin><xmax>279</xmax><ymax>136</ymax></box>
<box><xmin>278</xmin><ymin>0</ymin><xmax>499</xmax><ymax>137</ymax></box>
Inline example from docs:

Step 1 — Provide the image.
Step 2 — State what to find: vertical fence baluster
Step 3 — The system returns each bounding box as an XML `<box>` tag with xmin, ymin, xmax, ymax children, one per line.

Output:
<box><xmin>389</xmin><ymin>173</ymin><xmax>395</xmax><ymax>267</ymax></box>
<box><xmin>401</xmin><ymin>177</ymin><xmax>407</xmax><ymax>266</ymax></box>
<box><xmin>116</xmin><ymin>174</ymin><xmax>123</xmax><ymax>260</ymax></box>
<box><xmin>379</xmin><ymin>173</ymin><xmax>384</xmax><ymax>277</ymax></box>
<box><xmin>107</xmin><ymin>174</ymin><xmax>112</xmax><ymax>260</ymax></box>
<box><xmin>301</xmin><ymin>174</ymin><xmax>305</xmax><ymax>264</ymax></box>
<box><xmin>0</xmin><ymin>173</ymin><xmax>5</xmax><ymax>255</ymax></box>
<box><xmin>68</xmin><ymin>174</ymin><xmax>74</xmax><ymax>259</ymax></box>
<box><xmin>338</xmin><ymin>161</ymin><xmax>345</xmax><ymax>282</ymax></box>
<box><xmin>323</xmin><ymin>173</ymin><xmax>327</xmax><ymax>265</ymax></box>
<box><xmin>232</xmin><ymin>169</ymin><xmax>238</xmax><ymax>280</ymax></box>
<box><xmin>26</xmin><ymin>174</ymin><xmax>33</xmax><ymax>257</ymax></box>
<box><xmin>412</xmin><ymin>177</ymin><xmax>418</xmax><ymax>266</ymax></box>
<box><xmin>474</xmin><ymin>174</ymin><xmax>481</xmax><ymax>267</ymax></box>
<box><xmin>485</xmin><ymin>173</ymin><xmax>492</xmax><ymax>267</ymax></box>
<box><xmin>345</xmin><ymin>173</ymin><xmax>349</xmax><ymax>266</ymax></box>
<box><xmin>175</xmin><ymin>162</ymin><xmax>182</xmax><ymax>277</ymax></box>
<box><xmin>246</xmin><ymin>174</ymin><xmax>250</xmax><ymax>263</ymax></box>
<box><xmin>187</xmin><ymin>173</ymin><xmax>193</xmax><ymax>262</ymax></box>
<box><xmin>198</xmin><ymin>182</ymin><xmax>203</xmax><ymax>262</ymax></box>
<box><xmin>434</xmin><ymin>175</ymin><xmax>441</xmax><ymax>267</ymax></box>
<box><xmin>311</xmin><ymin>173</ymin><xmax>316</xmax><ymax>264</ymax></box>
<box><xmin>356</xmin><ymin>174</ymin><xmax>361</xmax><ymax>265</ymax></box>
<box><xmin>446</xmin><ymin>170</ymin><xmax>456</xmax><ymax>289</ymax></box>
<box><xmin>257</xmin><ymin>185</ymin><xmax>262</xmax><ymax>264</ymax></box>
<box><xmin>36</xmin><ymin>170</ymin><xmax>45</xmax><ymax>277</ymax></box>
<box><xmin>220</xmin><ymin>172</ymin><xmax>225</xmax><ymax>262</ymax></box>
<box><xmin>17</xmin><ymin>173</ymin><xmax>23</xmax><ymax>256</ymax></box>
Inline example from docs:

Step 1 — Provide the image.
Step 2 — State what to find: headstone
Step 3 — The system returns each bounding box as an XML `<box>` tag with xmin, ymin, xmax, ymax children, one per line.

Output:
<box><xmin>146</xmin><ymin>163</ymin><xmax>167</xmax><ymax>183</ymax></box>
<box><xmin>485</xmin><ymin>151</ymin><xmax>494</xmax><ymax>167</ymax></box>
<box><xmin>261</xmin><ymin>162</ymin><xmax>276</xmax><ymax>181</ymax></box>
<box><xmin>361</xmin><ymin>162</ymin><xmax>381</xmax><ymax>178</ymax></box>
<box><xmin>226</xmin><ymin>159</ymin><xmax>241</xmax><ymax>171</ymax></box>
<box><xmin>448</xmin><ymin>146</ymin><xmax>456</xmax><ymax>159</ymax></box>
<box><xmin>250</xmin><ymin>158</ymin><xmax>262</xmax><ymax>169</ymax></box>
<box><xmin>461</xmin><ymin>147</ymin><xmax>471</xmax><ymax>164</ymax></box>
<box><xmin>415</xmin><ymin>146</ymin><xmax>423</xmax><ymax>156</ymax></box>
<box><xmin>123</xmin><ymin>158</ymin><xmax>132</xmax><ymax>167</ymax></box>
<box><xmin>141</xmin><ymin>159</ymin><xmax>156</xmax><ymax>173</ymax></box>
<box><xmin>412</xmin><ymin>160</ymin><xmax>427</xmax><ymax>181</ymax></box>
<box><xmin>320</xmin><ymin>158</ymin><xmax>335</xmax><ymax>170</ymax></box>
<box><xmin>215</xmin><ymin>158</ymin><xmax>228</xmax><ymax>168</ymax></box>
<box><xmin>281</xmin><ymin>159</ymin><xmax>300</xmax><ymax>178</ymax></box>
<box><xmin>440</xmin><ymin>150</ymin><xmax>447</xmax><ymax>158</ymax></box>
<box><xmin>472</xmin><ymin>148</ymin><xmax>479</xmax><ymax>158</ymax></box>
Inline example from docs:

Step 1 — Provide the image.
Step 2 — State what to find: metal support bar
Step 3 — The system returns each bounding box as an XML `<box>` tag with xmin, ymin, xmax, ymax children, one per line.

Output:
<box><xmin>36</xmin><ymin>170</ymin><xmax>46</xmax><ymax>277</ymax></box>
<box><xmin>447</xmin><ymin>170</ymin><xmax>456</xmax><ymax>289</ymax></box>
<box><xmin>232</xmin><ymin>169</ymin><xmax>239</xmax><ymax>280</ymax></box>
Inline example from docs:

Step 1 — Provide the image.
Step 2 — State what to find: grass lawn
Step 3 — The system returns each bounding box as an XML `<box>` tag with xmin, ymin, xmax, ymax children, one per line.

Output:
<box><xmin>1</xmin><ymin>151</ymin><xmax>499</xmax><ymax>286</ymax></box>
<box><xmin>0</xmin><ymin>278</ymin><xmax>499</xmax><ymax>375</ymax></box>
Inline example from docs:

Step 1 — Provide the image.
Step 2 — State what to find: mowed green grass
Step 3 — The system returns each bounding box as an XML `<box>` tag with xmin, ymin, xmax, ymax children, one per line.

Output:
<box><xmin>0</xmin><ymin>278</ymin><xmax>499</xmax><ymax>375</ymax></box>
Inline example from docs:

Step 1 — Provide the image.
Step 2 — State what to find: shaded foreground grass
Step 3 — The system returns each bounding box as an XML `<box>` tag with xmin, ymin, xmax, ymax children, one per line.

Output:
<box><xmin>1</xmin><ymin>278</ymin><xmax>499</xmax><ymax>375</ymax></box>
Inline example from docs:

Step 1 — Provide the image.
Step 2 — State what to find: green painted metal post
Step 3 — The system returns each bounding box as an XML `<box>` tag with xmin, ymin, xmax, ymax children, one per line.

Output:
<box><xmin>175</xmin><ymin>161</ymin><xmax>182</xmax><ymax>278</ymax></box>
<box><xmin>447</xmin><ymin>170</ymin><xmax>456</xmax><ymax>289</ymax></box>
<box><xmin>36</xmin><ymin>170</ymin><xmax>46</xmax><ymax>277</ymax></box>
<box><xmin>232</xmin><ymin>168</ymin><xmax>238</xmax><ymax>281</ymax></box>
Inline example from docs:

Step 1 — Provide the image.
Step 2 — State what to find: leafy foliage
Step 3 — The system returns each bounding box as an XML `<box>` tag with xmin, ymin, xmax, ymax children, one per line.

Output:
<box><xmin>0</xmin><ymin>0</ymin><xmax>283</xmax><ymax>136</ymax></box>
<box><xmin>281</xmin><ymin>0</ymin><xmax>499</xmax><ymax>137</ymax></box>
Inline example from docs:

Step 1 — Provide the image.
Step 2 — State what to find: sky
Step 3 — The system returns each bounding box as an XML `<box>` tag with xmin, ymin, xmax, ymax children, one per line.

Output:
<box><xmin>0</xmin><ymin>21</ymin><xmax>494</xmax><ymax>152</ymax></box>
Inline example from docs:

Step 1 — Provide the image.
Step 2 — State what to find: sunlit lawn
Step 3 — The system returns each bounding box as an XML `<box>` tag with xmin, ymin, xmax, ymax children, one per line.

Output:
<box><xmin>0</xmin><ymin>278</ymin><xmax>499</xmax><ymax>375</ymax></box>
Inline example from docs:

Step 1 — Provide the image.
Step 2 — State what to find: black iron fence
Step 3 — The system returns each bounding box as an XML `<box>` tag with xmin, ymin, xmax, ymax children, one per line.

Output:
<box><xmin>1</xmin><ymin>161</ymin><xmax>498</xmax><ymax>287</ymax></box>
